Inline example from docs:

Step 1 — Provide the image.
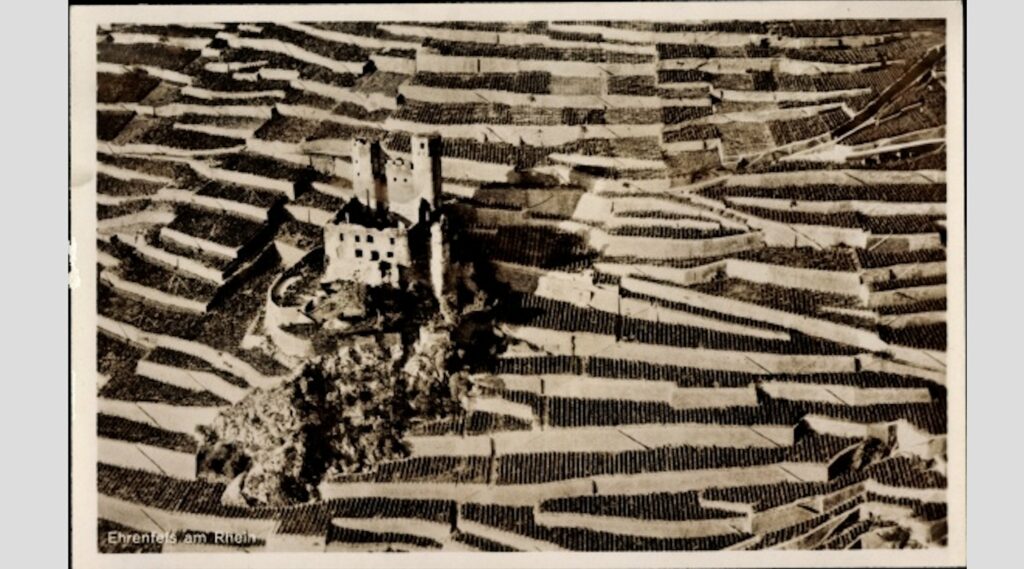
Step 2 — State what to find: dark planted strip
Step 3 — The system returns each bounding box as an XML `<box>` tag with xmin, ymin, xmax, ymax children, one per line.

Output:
<box><xmin>460</xmin><ymin>503</ymin><xmax>750</xmax><ymax>550</ymax></box>
<box><xmin>496</xmin><ymin>433</ymin><xmax>857</xmax><ymax>485</ymax></box>
<box><xmin>144</xmin><ymin>347</ymin><xmax>249</xmax><ymax>388</ymax></box>
<box><xmin>99</xmin><ymin>373</ymin><xmax>228</xmax><ymax>407</ymax></box>
<box><xmin>541</xmin><ymin>491</ymin><xmax>740</xmax><ymax>521</ymax></box>
<box><xmin>98</xmin><ymin>414</ymin><xmax>198</xmax><ymax>453</ymax></box>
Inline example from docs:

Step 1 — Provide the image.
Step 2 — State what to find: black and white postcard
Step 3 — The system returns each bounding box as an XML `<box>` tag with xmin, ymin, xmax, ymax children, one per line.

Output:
<box><xmin>69</xmin><ymin>2</ymin><xmax>965</xmax><ymax>566</ymax></box>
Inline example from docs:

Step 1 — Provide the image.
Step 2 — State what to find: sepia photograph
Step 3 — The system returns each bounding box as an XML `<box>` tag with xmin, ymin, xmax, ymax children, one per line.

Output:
<box><xmin>69</xmin><ymin>2</ymin><xmax>965</xmax><ymax>566</ymax></box>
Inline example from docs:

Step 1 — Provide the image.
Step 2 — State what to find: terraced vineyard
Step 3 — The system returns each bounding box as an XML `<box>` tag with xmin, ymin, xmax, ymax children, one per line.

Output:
<box><xmin>94</xmin><ymin>18</ymin><xmax>951</xmax><ymax>553</ymax></box>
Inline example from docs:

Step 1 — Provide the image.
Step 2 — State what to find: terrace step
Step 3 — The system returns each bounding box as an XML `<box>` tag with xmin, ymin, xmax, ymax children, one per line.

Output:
<box><xmin>763</xmin><ymin>499</ymin><xmax>862</xmax><ymax>550</ymax></box>
<box><xmin>320</xmin><ymin>462</ymin><xmax>836</xmax><ymax>508</ymax></box>
<box><xmin>406</xmin><ymin>422</ymin><xmax>796</xmax><ymax>457</ymax></box>
<box><xmin>818</xmin><ymin>519</ymin><xmax>874</xmax><ymax>549</ymax></box>
<box><xmin>99</xmin><ymin>101</ymin><xmax>275</xmax><ymax>120</ymax></box>
<box><xmin>99</xmin><ymin>371</ymin><xmax>230</xmax><ymax>413</ymax></box>
<box><xmin>98</xmin><ymin>437</ymin><xmax>198</xmax><ymax>480</ymax></box>
<box><xmin>96</xmin><ymin>61</ymin><xmax>195</xmax><ymax>86</ymax></box>
<box><xmin>97</xmin><ymin>160</ymin><xmax>177</xmax><ymax>185</ymax></box>
<box><xmin>509</xmin><ymin>271</ymin><xmax>792</xmax><ymax>342</ymax></box>
<box><xmin>459</xmin><ymin>502</ymin><xmax>750</xmax><ymax>550</ymax></box>
<box><xmin>100</xmin><ymin>115</ymin><xmax>247</xmax><ymax>157</ymax></box>
<box><xmin>221</xmin><ymin>31</ymin><xmax>370</xmax><ymax>76</ymax></box>
<box><xmin>160</xmin><ymin>206</ymin><xmax>273</xmax><ymax>261</ymax></box>
<box><xmin>759</xmin><ymin>381</ymin><xmax>934</xmax><ymax>406</ymax></box>
<box><xmin>98</xmin><ymin>397</ymin><xmax>225</xmax><ymax>435</ymax></box>
<box><xmin>867</xmin><ymin>285</ymin><xmax>946</xmax><ymax>309</ymax></box>
<box><xmin>454</xmin><ymin>519</ymin><xmax>567</xmax><ymax>552</ymax></box>
<box><xmin>617</xmin><ymin>277</ymin><xmax>887</xmax><ymax>352</ymax></box>
<box><xmin>487</xmin><ymin>374</ymin><xmax>759</xmax><ymax>409</ymax></box>
<box><xmin>877</xmin><ymin>311</ymin><xmax>945</xmax><ymax>329</ymax></box>
<box><xmin>723</xmin><ymin>196</ymin><xmax>946</xmax><ymax>217</ymax></box>
<box><xmin>499</xmin><ymin>324</ymin><xmax>862</xmax><ymax>374</ymax></box>
<box><xmin>136</xmin><ymin>353</ymin><xmax>249</xmax><ymax>404</ymax></box>
<box><xmin>171</xmin><ymin>115</ymin><xmax>270</xmax><ymax>142</ymax></box>
<box><xmin>189</xmin><ymin>159</ymin><xmax>298</xmax><ymax>198</ymax></box>
<box><xmin>532</xmin><ymin>507</ymin><xmax>750</xmax><ymax>539</ymax></box>
<box><xmin>162</xmin><ymin>182</ymin><xmax>284</xmax><ymax>222</ymax></box>
<box><xmin>325</xmin><ymin>535</ymin><xmax>440</xmax><ymax>552</ymax></box>
<box><xmin>329</xmin><ymin>517</ymin><xmax>452</xmax><ymax>546</ymax></box>
<box><xmin>97</xmin><ymin>171</ymin><xmax>169</xmax><ymax>199</ymax></box>
<box><xmin>104</xmin><ymin>30</ymin><xmax>213</xmax><ymax>51</ymax></box>
<box><xmin>861</xmin><ymin>261</ymin><xmax>946</xmax><ymax>285</ymax></box>
<box><xmin>100</xmin><ymin>259</ymin><xmax>218</xmax><ymax>314</ymax></box>
<box><xmin>181</xmin><ymin>85</ymin><xmax>288</xmax><ymax>101</ymax></box>
<box><xmin>97</xmin><ymin>209</ymin><xmax>178</xmax><ymax>237</ymax></box>
<box><xmin>284</xmin><ymin>187</ymin><xmax>348</xmax><ymax>226</ymax></box>
<box><xmin>435</xmin><ymin>529</ymin><xmax>512</xmax><ymax>552</ymax></box>
<box><xmin>605</xmin><ymin>215</ymin><xmax>728</xmax><ymax>231</ymax></box>
<box><xmin>112</xmin><ymin>231</ymin><xmax>240</xmax><ymax>284</ymax></box>
<box><xmin>97</xmin><ymin>315</ymin><xmax>289</xmax><ymax>390</ymax></box>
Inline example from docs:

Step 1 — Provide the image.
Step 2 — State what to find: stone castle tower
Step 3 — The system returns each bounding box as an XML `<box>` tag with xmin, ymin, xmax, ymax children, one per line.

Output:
<box><xmin>351</xmin><ymin>138</ymin><xmax>385</xmax><ymax>210</ymax></box>
<box><xmin>386</xmin><ymin>134</ymin><xmax>441</xmax><ymax>224</ymax></box>
<box><xmin>355</xmin><ymin>134</ymin><xmax>440</xmax><ymax>225</ymax></box>
<box><xmin>342</xmin><ymin>134</ymin><xmax>449</xmax><ymax>306</ymax></box>
<box><xmin>410</xmin><ymin>134</ymin><xmax>442</xmax><ymax>220</ymax></box>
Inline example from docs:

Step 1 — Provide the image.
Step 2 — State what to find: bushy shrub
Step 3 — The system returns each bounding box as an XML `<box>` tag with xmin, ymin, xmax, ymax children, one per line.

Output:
<box><xmin>197</xmin><ymin>342</ymin><xmax>413</xmax><ymax>506</ymax></box>
<box><xmin>197</xmin><ymin>308</ymin><xmax>476</xmax><ymax>506</ymax></box>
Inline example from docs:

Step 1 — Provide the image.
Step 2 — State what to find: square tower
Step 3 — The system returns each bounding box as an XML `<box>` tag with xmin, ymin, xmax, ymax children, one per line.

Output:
<box><xmin>351</xmin><ymin>138</ymin><xmax>384</xmax><ymax>209</ymax></box>
<box><xmin>383</xmin><ymin>156</ymin><xmax>419</xmax><ymax>224</ymax></box>
<box><xmin>410</xmin><ymin>134</ymin><xmax>442</xmax><ymax>213</ymax></box>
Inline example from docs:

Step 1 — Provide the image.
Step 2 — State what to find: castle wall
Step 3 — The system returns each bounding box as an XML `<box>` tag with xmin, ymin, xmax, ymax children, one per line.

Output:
<box><xmin>323</xmin><ymin>221</ymin><xmax>411</xmax><ymax>287</ymax></box>
<box><xmin>382</xmin><ymin>157</ymin><xmax>419</xmax><ymax>224</ymax></box>
<box><xmin>429</xmin><ymin>220</ymin><xmax>450</xmax><ymax>309</ymax></box>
